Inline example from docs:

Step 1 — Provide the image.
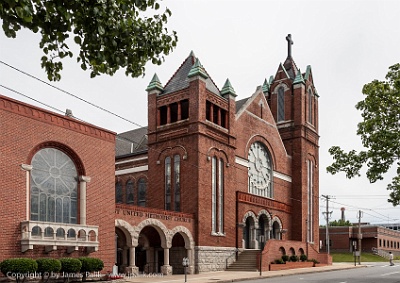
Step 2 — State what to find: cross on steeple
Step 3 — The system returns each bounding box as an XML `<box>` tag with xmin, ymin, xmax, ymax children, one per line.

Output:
<box><xmin>286</xmin><ymin>34</ymin><xmax>293</xmax><ymax>58</ymax></box>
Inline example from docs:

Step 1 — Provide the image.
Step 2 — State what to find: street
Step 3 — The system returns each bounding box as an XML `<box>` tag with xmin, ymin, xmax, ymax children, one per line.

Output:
<box><xmin>242</xmin><ymin>263</ymin><xmax>400</xmax><ymax>283</ymax></box>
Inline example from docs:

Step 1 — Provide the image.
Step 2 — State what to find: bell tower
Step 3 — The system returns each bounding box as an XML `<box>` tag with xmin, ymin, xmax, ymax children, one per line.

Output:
<box><xmin>268</xmin><ymin>34</ymin><xmax>319</xmax><ymax>246</ymax></box>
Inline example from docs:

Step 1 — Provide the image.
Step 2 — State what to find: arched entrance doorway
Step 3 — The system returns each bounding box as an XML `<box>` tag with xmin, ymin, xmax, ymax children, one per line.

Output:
<box><xmin>272</xmin><ymin>221</ymin><xmax>281</xmax><ymax>239</ymax></box>
<box><xmin>115</xmin><ymin>227</ymin><xmax>130</xmax><ymax>273</ymax></box>
<box><xmin>138</xmin><ymin>226</ymin><xmax>163</xmax><ymax>273</ymax></box>
<box><xmin>258</xmin><ymin>214</ymin><xmax>269</xmax><ymax>249</ymax></box>
<box><xmin>244</xmin><ymin>217</ymin><xmax>255</xmax><ymax>249</ymax></box>
<box><xmin>170</xmin><ymin>233</ymin><xmax>186</xmax><ymax>274</ymax></box>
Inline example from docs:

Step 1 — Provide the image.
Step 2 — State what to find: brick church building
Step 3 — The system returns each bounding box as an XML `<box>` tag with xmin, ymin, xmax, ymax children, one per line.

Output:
<box><xmin>0</xmin><ymin>35</ymin><xmax>328</xmax><ymax>276</ymax></box>
<box><xmin>114</xmin><ymin>35</ymin><xmax>329</xmax><ymax>274</ymax></box>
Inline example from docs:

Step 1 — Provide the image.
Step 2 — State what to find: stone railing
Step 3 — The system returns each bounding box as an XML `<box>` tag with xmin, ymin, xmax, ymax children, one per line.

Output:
<box><xmin>20</xmin><ymin>220</ymin><xmax>99</xmax><ymax>253</ymax></box>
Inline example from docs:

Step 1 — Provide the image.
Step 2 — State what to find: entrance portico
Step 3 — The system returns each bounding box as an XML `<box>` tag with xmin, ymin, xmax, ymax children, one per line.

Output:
<box><xmin>115</xmin><ymin>218</ymin><xmax>194</xmax><ymax>275</ymax></box>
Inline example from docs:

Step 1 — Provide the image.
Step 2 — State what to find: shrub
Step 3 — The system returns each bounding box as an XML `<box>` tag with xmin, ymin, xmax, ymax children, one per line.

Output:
<box><xmin>300</xmin><ymin>254</ymin><xmax>308</xmax><ymax>262</ymax></box>
<box><xmin>274</xmin><ymin>259</ymin><xmax>285</xmax><ymax>264</ymax></box>
<box><xmin>308</xmin><ymin>258</ymin><xmax>320</xmax><ymax>265</ymax></box>
<box><xmin>281</xmin><ymin>255</ymin><xmax>289</xmax><ymax>262</ymax></box>
<box><xmin>79</xmin><ymin>258</ymin><xmax>104</xmax><ymax>281</ymax></box>
<box><xmin>60</xmin><ymin>258</ymin><xmax>82</xmax><ymax>282</ymax></box>
<box><xmin>0</xmin><ymin>258</ymin><xmax>38</xmax><ymax>283</ymax></box>
<box><xmin>36</xmin><ymin>258</ymin><xmax>61</xmax><ymax>282</ymax></box>
<box><xmin>289</xmin><ymin>255</ymin><xmax>299</xmax><ymax>262</ymax></box>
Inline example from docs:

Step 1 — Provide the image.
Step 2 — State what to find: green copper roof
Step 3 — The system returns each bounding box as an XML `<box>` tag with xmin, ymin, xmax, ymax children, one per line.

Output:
<box><xmin>146</xmin><ymin>73</ymin><xmax>164</xmax><ymax>92</ymax></box>
<box><xmin>305</xmin><ymin>65</ymin><xmax>312</xmax><ymax>81</ymax></box>
<box><xmin>187</xmin><ymin>58</ymin><xmax>208</xmax><ymax>79</ymax></box>
<box><xmin>269</xmin><ymin>75</ymin><xmax>274</xmax><ymax>85</ymax></box>
<box><xmin>293</xmin><ymin>68</ymin><xmax>305</xmax><ymax>85</ymax></box>
<box><xmin>262</xmin><ymin>78</ymin><xmax>269</xmax><ymax>93</ymax></box>
<box><xmin>220</xmin><ymin>79</ymin><xmax>237</xmax><ymax>97</ymax></box>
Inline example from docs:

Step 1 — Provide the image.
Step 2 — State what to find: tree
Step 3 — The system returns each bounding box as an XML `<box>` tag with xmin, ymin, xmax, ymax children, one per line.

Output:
<box><xmin>327</xmin><ymin>63</ymin><xmax>400</xmax><ymax>205</ymax></box>
<box><xmin>0</xmin><ymin>0</ymin><xmax>177</xmax><ymax>81</ymax></box>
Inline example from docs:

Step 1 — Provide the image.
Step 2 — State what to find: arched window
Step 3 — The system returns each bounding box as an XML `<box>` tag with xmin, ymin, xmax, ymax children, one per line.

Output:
<box><xmin>308</xmin><ymin>89</ymin><xmax>313</xmax><ymax>124</ymax></box>
<box><xmin>212</xmin><ymin>157</ymin><xmax>224</xmax><ymax>234</ymax></box>
<box><xmin>165</xmin><ymin>157</ymin><xmax>171</xmax><ymax>210</ymax></box>
<box><xmin>174</xmin><ymin>155</ymin><xmax>181</xmax><ymax>212</ymax></box>
<box><xmin>165</xmin><ymin>154</ymin><xmax>181</xmax><ymax>211</ymax></box>
<box><xmin>248</xmin><ymin>142</ymin><xmax>273</xmax><ymax>198</ymax></box>
<box><xmin>30</xmin><ymin>148</ymin><xmax>78</xmax><ymax>224</ymax></box>
<box><xmin>115</xmin><ymin>181</ymin><xmax>123</xmax><ymax>203</ymax></box>
<box><xmin>126</xmin><ymin>179</ymin><xmax>134</xmax><ymax>204</ymax></box>
<box><xmin>138</xmin><ymin>178</ymin><xmax>147</xmax><ymax>207</ymax></box>
<box><xmin>277</xmin><ymin>87</ymin><xmax>285</xmax><ymax>122</ymax></box>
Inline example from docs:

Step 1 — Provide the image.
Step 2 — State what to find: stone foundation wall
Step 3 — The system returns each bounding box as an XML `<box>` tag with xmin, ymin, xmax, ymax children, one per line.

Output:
<box><xmin>194</xmin><ymin>246</ymin><xmax>237</xmax><ymax>273</ymax></box>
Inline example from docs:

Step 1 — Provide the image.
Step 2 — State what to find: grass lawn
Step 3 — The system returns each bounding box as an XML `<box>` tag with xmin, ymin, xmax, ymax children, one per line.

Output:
<box><xmin>331</xmin><ymin>252</ymin><xmax>388</xmax><ymax>262</ymax></box>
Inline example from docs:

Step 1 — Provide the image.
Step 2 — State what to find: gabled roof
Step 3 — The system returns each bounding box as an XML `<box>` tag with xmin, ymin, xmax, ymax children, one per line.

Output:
<box><xmin>116</xmin><ymin>127</ymin><xmax>148</xmax><ymax>157</ymax></box>
<box><xmin>282</xmin><ymin>56</ymin><xmax>299</xmax><ymax>80</ymax></box>
<box><xmin>162</xmin><ymin>51</ymin><xmax>220</xmax><ymax>95</ymax></box>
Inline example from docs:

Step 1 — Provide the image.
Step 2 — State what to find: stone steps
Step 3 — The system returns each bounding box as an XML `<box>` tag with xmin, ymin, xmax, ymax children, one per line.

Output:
<box><xmin>226</xmin><ymin>249</ymin><xmax>260</xmax><ymax>271</ymax></box>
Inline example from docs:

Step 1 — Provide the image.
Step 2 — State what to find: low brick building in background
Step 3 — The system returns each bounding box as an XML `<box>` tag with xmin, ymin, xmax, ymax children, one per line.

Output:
<box><xmin>320</xmin><ymin>225</ymin><xmax>400</xmax><ymax>256</ymax></box>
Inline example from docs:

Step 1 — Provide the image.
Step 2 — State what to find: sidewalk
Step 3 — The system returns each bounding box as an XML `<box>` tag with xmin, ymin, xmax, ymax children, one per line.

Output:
<box><xmin>121</xmin><ymin>263</ymin><xmax>365</xmax><ymax>283</ymax></box>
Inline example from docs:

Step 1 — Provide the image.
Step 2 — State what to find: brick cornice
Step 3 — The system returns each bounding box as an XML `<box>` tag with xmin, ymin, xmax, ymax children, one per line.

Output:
<box><xmin>0</xmin><ymin>94</ymin><xmax>115</xmax><ymax>142</ymax></box>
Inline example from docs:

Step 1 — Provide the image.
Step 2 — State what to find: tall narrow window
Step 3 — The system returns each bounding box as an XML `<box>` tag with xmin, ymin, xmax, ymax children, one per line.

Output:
<box><xmin>126</xmin><ymin>180</ymin><xmax>134</xmax><ymax>204</ymax></box>
<box><xmin>211</xmin><ymin>156</ymin><xmax>224</xmax><ymax>234</ymax></box>
<box><xmin>138</xmin><ymin>178</ymin><xmax>147</xmax><ymax>207</ymax></box>
<box><xmin>30</xmin><ymin>148</ymin><xmax>78</xmax><ymax>224</ymax></box>
<box><xmin>206</xmin><ymin>101</ymin><xmax>211</xmax><ymax>121</ymax></box>
<box><xmin>308</xmin><ymin>89</ymin><xmax>313</xmax><ymax>124</ymax></box>
<box><xmin>307</xmin><ymin>160</ymin><xmax>314</xmax><ymax>242</ymax></box>
<box><xmin>165</xmin><ymin>157</ymin><xmax>171</xmax><ymax>210</ymax></box>
<box><xmin>115</xmin><ymin>181</ymin><xmax>123</xmax><ymax>203</ymax></box>
<box><xmin>277</xmin><ymin>87</ymin><xmax>285</xmax><ymax>122</ymax></box>
<box><xmin>174</xmin><ymin>155</ymin><xmax>181</xmax><ymax>212</ymax></box>
<box><xmin>218</xmin><ymin>158</ymin><xmax>224</xmax><ymax>233</ymax></box>
<box><xmin>211</xmin><ymin>157</ymin><xmax>217</xmax><ymax>233</ymax></box>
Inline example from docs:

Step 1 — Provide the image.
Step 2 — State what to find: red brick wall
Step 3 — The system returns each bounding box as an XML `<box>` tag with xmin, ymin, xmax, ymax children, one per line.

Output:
<box><xmin>0</xmin><ymin>95</ymin><xmax>116</xmax><ymax>271</ymax></box>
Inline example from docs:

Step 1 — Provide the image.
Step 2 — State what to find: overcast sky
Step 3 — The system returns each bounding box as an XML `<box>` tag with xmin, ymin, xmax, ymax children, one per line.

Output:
<box><xmin>1</xmin><ymin>0</ymin><xmax>400</xmax><ymax>225</ymax></box>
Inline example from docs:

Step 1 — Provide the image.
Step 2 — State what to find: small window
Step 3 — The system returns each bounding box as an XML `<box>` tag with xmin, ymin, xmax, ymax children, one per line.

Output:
<box><xmin>181</xmin><ymin>99</ymin><xmax>189</xmax><ymax>120</ymax></box>
<box><xmin>115</xmin><ymin>181</ymin><xmax>123</xmax><ymax>203</ymax></box>
<box><xmin>126</xmin><ymin>180</ymin><xmax>134</xmax><ymax>204</ymax></box>
<box><xmin>138</xmin><ymin>178</ymin><xmax>147</xmax><ymax>207</ymax></box>
<box><xmin>159</xmin><ymin>105</ymin><xmax>167</xmax><ymax>125</ymax></box>
<box><xmin>170</xmin><ymin>102</ymin><xmax>178</xmax><ymax>123</ymax></box>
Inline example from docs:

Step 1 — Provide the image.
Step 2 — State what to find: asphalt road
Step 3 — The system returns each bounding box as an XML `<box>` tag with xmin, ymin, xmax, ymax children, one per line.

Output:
<box><xmin>242</xmin><ymin>262</ymin><xmax>400</xmax><ymax>283</ymax></box>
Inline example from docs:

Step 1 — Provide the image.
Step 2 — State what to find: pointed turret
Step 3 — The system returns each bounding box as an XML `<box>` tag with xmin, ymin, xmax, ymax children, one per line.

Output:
<box><xmin>187</xmin><ymin>58</ymin><xmax>208</xmax><ymax>79</ymax></box>
<box><xmin>293</xmin><ymin>69</ymin><xmax>305</xmax><ymax>85</ymax></box>
<box><xmin>146</xmin><ymin>73</ymin><xmax>164</xmax><ymax>93</ymax></box>
<box><xmin>262</xmin><ymin>78</ymin><xmax>269</xmax><ymax>94</ymax></box>
<box><xmin>221</xmin><ymin>79</ymin><xmax>237</xmax><ymax>97</ymax></box>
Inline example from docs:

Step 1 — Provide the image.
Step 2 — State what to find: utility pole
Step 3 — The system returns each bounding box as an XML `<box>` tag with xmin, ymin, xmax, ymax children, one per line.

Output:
<box><xmin>357</xmin><ymin>210</ymin><xmax>363</xmax><ymax>265</ymax></box>
<box><xmin>322</xmin><ymin>195</ymin><xmax>333</xmax><ymax>254</ymax></box>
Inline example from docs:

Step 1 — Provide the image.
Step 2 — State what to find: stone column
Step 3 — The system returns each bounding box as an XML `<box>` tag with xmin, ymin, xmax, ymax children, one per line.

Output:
<box><xmin>79</xmin><ymin>176</ymin><xmax>91</xmax><ymax>225</ymax></box>
<box><xmin>125</xmin><ymin>246</ymin><xmax>139</xmax><ymax>275</ymax></box>
<box><xmin>161</xmin><ymin>248</ymin><xmax>172</xmax><ymax>275</ymax></box>
<box><xmin>21</xmin><ymin>164</ymin><xmax>33</xmax><ymax>220</ymax></box>
<box><xmin>187</xmin><ymin>248</ymin><xmax>195</xmax><ymax>274</ymax></box>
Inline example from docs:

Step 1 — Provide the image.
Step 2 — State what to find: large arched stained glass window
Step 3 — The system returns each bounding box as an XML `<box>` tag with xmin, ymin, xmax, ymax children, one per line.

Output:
<box><xmin>138</xmin><ymin>178</ymin><xmax>147</xmax><ymax>207</ymax></box>
<box><xmin>30</xmin><ymin>148</ymin><xmax>78</xmax><ymax>224</ymax></box>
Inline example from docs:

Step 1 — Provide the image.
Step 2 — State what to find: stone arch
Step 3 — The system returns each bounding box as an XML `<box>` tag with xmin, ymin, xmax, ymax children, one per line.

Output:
<box><xmin>258</xmin><ymin>209</ymin><xmax>272</xmax><ymax>229</ymax></box>
<box><xmin>206</xmin><ymin>147</ymin><xmax>230</xmax><ymax>165</ymax></box>
<box><xmin>115</xmin><ymin>219</ymin><xmax>135</xmax><ymax>247</ymax></box>
<box><xmin>170</xmin><ymin>226</ymin><xmax>195</xmax><ymax>250</ymax></box>
<box><xmin>134</xmin><ymin>218</ymin><xmax>169</xmax><ymax>248</ymax></box>
<box><xmin>242</xmin><ymin>210</ymin><xmax>258</xmax><ymax>228</ymax></box>
<box><xmin>157</xmin><ymin>145</ymin><xmax>188</xmax><ymax>163</ymax></box>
